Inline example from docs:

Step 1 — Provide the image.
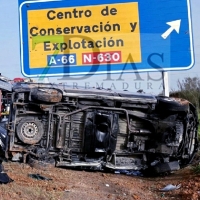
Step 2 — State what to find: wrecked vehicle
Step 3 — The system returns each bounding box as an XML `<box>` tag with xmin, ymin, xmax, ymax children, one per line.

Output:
<box><xmin>0</xmin><ymin>82</ymin><xmax>198</xmax><ymax>175</ymax></box>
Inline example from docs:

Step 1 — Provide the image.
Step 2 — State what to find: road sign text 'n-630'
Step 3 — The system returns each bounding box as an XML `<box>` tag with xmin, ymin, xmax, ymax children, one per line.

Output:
<box><xmin>18</xmin><ymin>0</ymin><xmax>194</xmax><ymax>77</ymax></box>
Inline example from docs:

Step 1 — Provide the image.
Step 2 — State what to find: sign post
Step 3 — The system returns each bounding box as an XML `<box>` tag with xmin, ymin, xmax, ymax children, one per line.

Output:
<box><xmin>18</xmin><ymin>0</ymin><xmax>194</xmax><ymax>77</ymax></box>
<box><xmin>162</xmin><ymin>72</ymin><xmax>169</xmax><ymax>97</ymax></box>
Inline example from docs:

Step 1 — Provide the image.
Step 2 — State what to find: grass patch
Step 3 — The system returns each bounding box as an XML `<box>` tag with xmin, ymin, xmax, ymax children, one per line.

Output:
<box><xmin>192</xmin><ymin>164</ymin><xmax>200</xmax><ymax>174</ymax></box>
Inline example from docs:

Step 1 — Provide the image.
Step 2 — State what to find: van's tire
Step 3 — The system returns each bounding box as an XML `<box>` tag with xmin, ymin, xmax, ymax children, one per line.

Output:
<box><xmin>156</xmin><ymin>97</ymin><xmax>189</xmax><ymax>112</ymax></box>
<box><xmin>181</xmin><ymin>109</ymin><xmax>198</xmax><ymax>165</ymax></box>
<box><xmin>16</xmin><ymin>118</ymin><xmax>44</xmax><ymax>144</ymax></box>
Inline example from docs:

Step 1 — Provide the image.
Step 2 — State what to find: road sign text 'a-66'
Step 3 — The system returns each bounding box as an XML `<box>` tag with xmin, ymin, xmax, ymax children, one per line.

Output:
<box><xmin>18</xmin><ymin>0</ymin><xmax>194</xmax><ymax>77</ymax></box>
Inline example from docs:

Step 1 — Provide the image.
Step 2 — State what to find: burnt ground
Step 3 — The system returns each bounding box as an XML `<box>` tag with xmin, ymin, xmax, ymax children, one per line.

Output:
<box><xmin>0</xmin><ymin>161</ymin><xmax>199</xmax><ymax>200</ymax></box>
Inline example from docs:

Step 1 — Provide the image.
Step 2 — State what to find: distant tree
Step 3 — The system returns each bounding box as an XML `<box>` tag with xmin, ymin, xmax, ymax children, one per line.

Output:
<box><xmin>170</xmin><ymin>77</ymin><xmax>200</xmax><ymax>110</ymax></box>
<box><xmin>177</xmin><ymin>77</ymin><xmax>200</xmax><ymax>91</ymax></box>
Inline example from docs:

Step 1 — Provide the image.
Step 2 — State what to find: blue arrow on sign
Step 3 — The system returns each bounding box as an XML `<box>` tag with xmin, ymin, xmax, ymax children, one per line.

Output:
<box><xmin>18</xmin><ymin>0</ymin><xmax>194</xmax><ymax>77</ymax></box>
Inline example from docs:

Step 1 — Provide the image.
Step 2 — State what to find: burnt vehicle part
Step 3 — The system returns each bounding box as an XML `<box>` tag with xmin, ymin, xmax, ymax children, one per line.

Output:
<box><xmin>0</xmin><ymin>83</ymin><xmax>198</xmax><ymax>175</ymax></box>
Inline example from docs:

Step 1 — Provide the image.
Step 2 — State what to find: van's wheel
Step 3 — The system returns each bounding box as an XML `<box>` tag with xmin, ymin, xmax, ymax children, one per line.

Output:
<box><xmin>181</xmin><ymin>109</ymin><xmax>198</xmax><ymax>164</ymax></box>
<box><xmin>16</xmin><ymin>118</ymin><xmax>44</xmax><ymax>144</ymax></box>
<box><xmin>156</xmin><ymin>97</ymin><xmax>189</xmax><ymax>112</ymax></box>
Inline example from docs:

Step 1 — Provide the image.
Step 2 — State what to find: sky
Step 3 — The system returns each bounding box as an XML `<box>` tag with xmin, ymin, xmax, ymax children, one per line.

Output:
<box><xmin>0</xmin><ymin>0</ymin><xmax>199</xmax><ymax>95</ymax></box>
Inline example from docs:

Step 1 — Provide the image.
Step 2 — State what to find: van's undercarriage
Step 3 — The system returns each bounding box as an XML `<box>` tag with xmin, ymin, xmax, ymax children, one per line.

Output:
<box><xmin>0</xmin><ymin>83</ymin><xmax>198</xmax><ymax>175</ymax></box>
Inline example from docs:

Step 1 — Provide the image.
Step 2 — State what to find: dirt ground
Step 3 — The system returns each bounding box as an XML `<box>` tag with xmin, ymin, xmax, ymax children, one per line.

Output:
<box><xmin>0</xmin><ymin>161</ymin><xmax>199</xmax><ymax>200</ymax></box>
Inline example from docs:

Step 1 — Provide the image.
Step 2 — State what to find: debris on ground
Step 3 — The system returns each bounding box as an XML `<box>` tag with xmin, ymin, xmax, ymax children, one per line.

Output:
<box><xmin>0</xmin><ymin>162</ymin><xmax>13</xmax><ymax>184</ymax></box>
<box><xmin>159</xmin><ymin>184</ymin><xmax>181</xmax><ymax>192</ymax></box>
<box><xmin>0</xmin><ymin>171</ymin><xmax>13</xmax><ymax>184</ymax></box>
<box><xmin>114</xmin><ymin>170</ymin><xmax>143</xmax><ymax>176</ymax></box>
<box><xmin>28</xmin><ymin>173</ymin><xmax>52</xmax><ymax>181</ymax></box>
